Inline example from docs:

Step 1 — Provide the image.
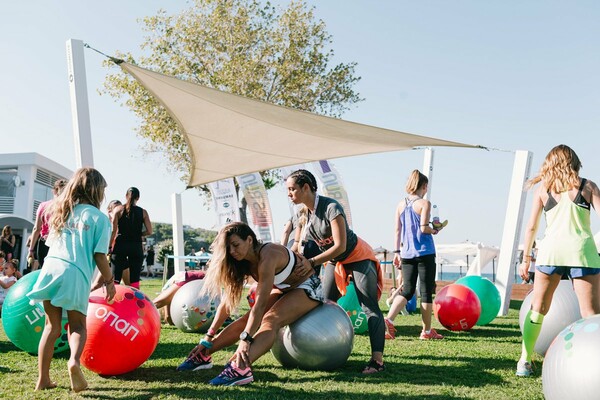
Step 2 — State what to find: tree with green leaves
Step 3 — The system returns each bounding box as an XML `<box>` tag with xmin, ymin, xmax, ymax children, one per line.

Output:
<box><xmin>103</xmin><ymin>0</ymin><xmax>362</xmax><ymax>217</ymax></box>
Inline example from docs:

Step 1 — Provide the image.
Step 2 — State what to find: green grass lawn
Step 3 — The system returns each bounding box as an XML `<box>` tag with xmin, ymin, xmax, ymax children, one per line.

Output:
<box><xmin>0</xmin><ymin>279</ymin><xmax>543</xmax><ymax>399</ymax></box>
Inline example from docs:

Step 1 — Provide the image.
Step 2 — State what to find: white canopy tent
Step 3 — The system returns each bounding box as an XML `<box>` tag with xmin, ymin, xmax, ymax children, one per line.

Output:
<box><xmin>436</xmin><ymin>242</ymin><xmax>500</xmax><ymax>278</ymax></box>
<box><xmin>118</xmin><ymin>62</ymin><xmax>480</xmax><ymax>187</ymax></box>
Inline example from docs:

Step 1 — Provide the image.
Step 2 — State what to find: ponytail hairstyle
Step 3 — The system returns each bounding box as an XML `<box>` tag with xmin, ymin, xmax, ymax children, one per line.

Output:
<box><xmin>201</xmin><ymin>222</ymin><xmax>260</xmax><ymax>311</ymax></box>
<box><xmin>124</xmin><ymin>187</ymin><xmax>140</xmax><ymax>216</ymax></box>
<box><xmin>287</xmin><ymin>169</ymin><xmax>318</xmax><ymax>192</ymax></box>
<box><xmin>527</xmin><ymin>144</ymin><xmax>582</xmax><ymax>192</ymax></box>
<box><xmin>405</xmin><ymin>169</ymin><xmax>428</xmax><ymax>195</ymax></box>
<box><xmin>50</xmin><ymin>168</ymin><xmax>107</xmax><ymax>234</ymax></box>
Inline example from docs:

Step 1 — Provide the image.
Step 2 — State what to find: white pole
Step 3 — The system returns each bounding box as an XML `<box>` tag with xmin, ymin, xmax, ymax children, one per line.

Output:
<box><xmin>172</xmin><ymin>193</ymin><xmax>186</xmax><ymax>273</ymax></box>
<box><xmin>495</xmin><ymin>150</ymin><xmax>533</xmax><ymax>315</ymax></box>
<box><xmin>422</xmin><ymin>147</ymin><xmax>437</xmax><ymax>279</ymax></box>
<box><xmin>66</xmin><ymin>39</ymin><xmax>94</xmax><ymax>168</ymax></box>
<box><xmin>422</xmin><ymin>147</ymin><xmax>434</xmax><ymax>201</ymax></box>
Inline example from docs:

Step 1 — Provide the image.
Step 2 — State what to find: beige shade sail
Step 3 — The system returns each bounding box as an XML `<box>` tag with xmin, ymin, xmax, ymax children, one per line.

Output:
<box><xmin>120</xmin><ymin>62</ymin><xmax>482</xmax><ymax>187</ymax></box>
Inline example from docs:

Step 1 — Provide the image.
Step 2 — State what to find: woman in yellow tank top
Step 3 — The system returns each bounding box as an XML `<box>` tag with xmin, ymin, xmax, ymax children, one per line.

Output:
<box><xmin>516</xmin><ymin>144</ymin><xmax>600</xmax><ymax>377</ymax></box>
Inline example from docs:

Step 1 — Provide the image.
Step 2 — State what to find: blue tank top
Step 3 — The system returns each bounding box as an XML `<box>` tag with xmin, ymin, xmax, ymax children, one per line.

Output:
<box><xmin>400</xmin><ymin>198</ymin><xmax>436</xmax><ymax>259</ymax></box>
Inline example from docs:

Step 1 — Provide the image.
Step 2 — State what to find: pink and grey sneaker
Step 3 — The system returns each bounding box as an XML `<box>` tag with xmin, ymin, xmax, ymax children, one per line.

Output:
<box><xmin>384</xmin><ymin>318</ymin><xmax>396</xmax><ymax>340</ymax></box>
<box><xmin>209</xmin><ymin>362</ymin><xmax>254</xmax><ymax>386</ymax></box>
<box><xmin>420</xmin><ymin>328</ymin><xmax>444</xmax><ymax>340</ymax></box>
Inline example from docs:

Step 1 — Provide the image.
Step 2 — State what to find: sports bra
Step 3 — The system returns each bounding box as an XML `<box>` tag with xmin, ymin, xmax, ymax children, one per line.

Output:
<box><xmin>257</xmin><ymin>244</ymin><xmax>299</xmax><ymax>288</ymax></box>
<box><xmin>273</xmin><ymin>247</ymin><xmax>299</xmax><ymax>287</ymax></box>
<box><xmin>544</xmin><ymin>178</ymin><xmax>590</xmax><ymax>212</ymax></box>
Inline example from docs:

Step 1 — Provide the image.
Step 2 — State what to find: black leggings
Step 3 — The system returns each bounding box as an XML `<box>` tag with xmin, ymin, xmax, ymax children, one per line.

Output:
<box><xmin>322</xmin><ymin>259</ymin><xmax>385</xmax><ymax>354</ymax></box>
<box><xmin>112</xmin><ymin>241</ymin><xmax>144</xmax><ymax>284</ymax></box>
<box><xmin>400</xmin><ymin>253</ymin><xmax>436</xmax><ymax>303</ymax></box>
<box><xmin>34</xmin><ymin>238</ymin><xmax>50</xmax><ymax>267</ymax></box>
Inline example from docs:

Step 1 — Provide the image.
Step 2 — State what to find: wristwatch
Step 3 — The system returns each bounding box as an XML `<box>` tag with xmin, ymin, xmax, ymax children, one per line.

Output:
<box><xmin>239</xmin><ymin>331</ymin><xmax>254</xmax><ymax>343</ymax></box>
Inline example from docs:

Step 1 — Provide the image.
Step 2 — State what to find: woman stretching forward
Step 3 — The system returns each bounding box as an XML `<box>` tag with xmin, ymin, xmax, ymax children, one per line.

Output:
<box><xmin>192</xmin><ymin>222</ymin><xmax>322</xmax><ymax>386</ymax></box>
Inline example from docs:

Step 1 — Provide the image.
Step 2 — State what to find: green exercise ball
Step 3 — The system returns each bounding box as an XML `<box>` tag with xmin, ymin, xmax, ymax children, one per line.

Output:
<box><xmin>337</xmin><ymin>281</ymin><xmax>368</xmax><ymax>334</ymax></box>
<box><xmin>1</xmin><ymin>270</ymin><xmax>70</xmax><ymax>354</ymax></box>
<box><xmin>455</xmin><ymin>275</ymin><xmax>501</xmax><ymax>326</ymax></box>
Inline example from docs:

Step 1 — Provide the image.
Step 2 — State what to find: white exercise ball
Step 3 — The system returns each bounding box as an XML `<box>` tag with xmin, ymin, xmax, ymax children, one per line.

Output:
<box><xmin>170</xmin><ymin>279</ymin><xmax>220</xmax><ymax>333</ymax></box>
<box><xmin>543</xmin><ymin>315</ymin><xmax>600</xmax><ymax>400</ymax></box>
<box><xmin>519</xmin><ymin>280</ymin><xmax>581</xmax><ymax>356</ymax></box>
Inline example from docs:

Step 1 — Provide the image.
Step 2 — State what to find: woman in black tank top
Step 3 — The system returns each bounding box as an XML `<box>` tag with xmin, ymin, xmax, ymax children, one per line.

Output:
<box><xmin>109</xmin><ymin>187</ymin><xmax>153</xmax><ymax>289</ymax></box>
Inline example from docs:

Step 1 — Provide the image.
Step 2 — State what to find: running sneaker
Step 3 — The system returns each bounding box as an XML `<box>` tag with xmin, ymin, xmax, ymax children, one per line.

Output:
<box><xmin>209</xmin><ymin>363</ymin><xmax>254</xmax><ymax>386</ymax></box>
<box><xmin>420</xmin><ymin>328</ymin><xmax>444</xmax><ymax>340</ymax></box>
<box><xmin>176</xmin><ymin>353</ymin><xmax>213</xmax><ymax>371</ymax></box>
<box><xmin>516</xmin><ymin>360</ymin><xmax>533</xmax><ymax>377</ymax></box>
<box><xmin>384</xmin><ymin>318</ymin><xmax>396</xmax><ymax>340</ymax></box>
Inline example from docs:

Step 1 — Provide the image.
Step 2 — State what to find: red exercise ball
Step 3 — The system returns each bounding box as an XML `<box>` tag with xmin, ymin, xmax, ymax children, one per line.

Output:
<box><xmin>82</xmin><ymin>285</ymin><xmax>161</xmax><ymax>375</ymax></box>
<box><xmin>247</xmin><ymin>282</ymin><xmax>257</xmax><ymax>308</ymax></box>
<box><xmin>434</xmin><ymin>284</ymin><xmax>481</xmax><ymax>331</ymax></box>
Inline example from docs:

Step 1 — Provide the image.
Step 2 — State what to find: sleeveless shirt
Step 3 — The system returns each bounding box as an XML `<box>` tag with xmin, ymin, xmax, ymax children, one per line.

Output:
<box><xmin>536</xmin><ymin>179</ymin><xmax>600</xmax><ymax>268</ymax></box>
<box><xmin>400</xmin><ymin>198</ymin><xmax>436</xmax><ymax>259</ymax></box>
<box><xmin>116</xmin><ymin>205</ymin><xmax>144</xmax><ymax>243</ymax></box>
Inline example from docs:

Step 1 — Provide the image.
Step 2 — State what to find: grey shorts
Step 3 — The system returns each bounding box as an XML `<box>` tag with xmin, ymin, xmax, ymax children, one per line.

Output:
<box><xmin>295</xmin><ymin>274</ymin><xmax>323</xmax><ymax>303</ymax></box>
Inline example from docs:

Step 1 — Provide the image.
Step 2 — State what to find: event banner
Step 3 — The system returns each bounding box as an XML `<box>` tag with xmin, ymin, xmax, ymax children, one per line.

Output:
<box><xmin>208</xmin><ymin>178</ymin><xmax>240</xmax><ymax>228</ymax></box>
<box><xmin>236</xmin><ymin>172</ymin><xmax>276</xmax><ymax>243</ymax></box>
<box><xmin>311</xmin><ymin>160</ymin><xmax>353</xmax><ymax>228</ymax></box>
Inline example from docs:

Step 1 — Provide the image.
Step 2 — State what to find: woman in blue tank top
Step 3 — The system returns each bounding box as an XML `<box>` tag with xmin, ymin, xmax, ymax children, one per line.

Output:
<box><xmin>385</xmin><ymin>170</ymin><xmax>445</xmax><ymax>341</ymax></box>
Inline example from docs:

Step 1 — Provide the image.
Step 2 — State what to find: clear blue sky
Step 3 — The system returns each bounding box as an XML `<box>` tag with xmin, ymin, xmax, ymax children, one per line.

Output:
<box><xmin>2</xmin><ymin>1</ymin><xmax>599</xmax><ymax>252</ymax></box>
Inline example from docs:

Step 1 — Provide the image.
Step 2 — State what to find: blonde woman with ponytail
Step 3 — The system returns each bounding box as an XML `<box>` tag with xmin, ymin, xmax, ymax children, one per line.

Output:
<box><xmin>516</xmin><ymin>144</ymin><xmax>600</xmax><ymax>377</ymax></box>
<box><xmin>385</xmin><ymin>169</ymin><xmax>446</xmax><ymax>342</ymax></box>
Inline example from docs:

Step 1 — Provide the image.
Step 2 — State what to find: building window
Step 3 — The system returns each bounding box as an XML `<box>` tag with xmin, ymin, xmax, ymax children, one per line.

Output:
<box><xmin>0</xmin><ymin>168</ymin><xmax>17</xmax><ymax>197</ymax></box>
<box><xmin>0</xmin><ymin>169</ymin><xmax>17</xmax><ymax>214</ymax></box>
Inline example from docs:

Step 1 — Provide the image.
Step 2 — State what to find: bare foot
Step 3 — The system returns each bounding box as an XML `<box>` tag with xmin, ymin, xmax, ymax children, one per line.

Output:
<box><xmin>68</xmin><ymin>364</ymin><xmax>88</xmax><ymax>393</ymax></box>
<box><xmin>35</xmin><ymin>381</ymin><xmax>57</xmax><ymax>391</ymax></box>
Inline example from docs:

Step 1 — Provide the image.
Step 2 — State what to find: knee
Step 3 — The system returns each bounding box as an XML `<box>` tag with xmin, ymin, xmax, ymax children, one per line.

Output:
<box><xmin>45</xmin><ymin>324</ymin><xmax>63</xmax><ymax>340</ymax></box>
<box><xmin>260</xmin><ymin>312</ymin><xmax>284</xmax><ymax>333</ymax></box>
<box><xmin>420</xmin><ymin>292</ymin><xmax>434</xmax><ymax>303</ymax></box>
<box><xmin>400</xmin><ymin>286</ymin><xmax>415</xmax><ymax>299</ymax></box>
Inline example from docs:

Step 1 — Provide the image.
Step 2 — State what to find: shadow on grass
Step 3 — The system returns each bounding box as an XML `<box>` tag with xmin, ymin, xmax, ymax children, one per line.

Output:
<box><xmin>85</xmin><ymin>369</ymin><xmax>470</xmax><ymax>400</ymax></box>
<box><xmin>92</xmin><ymin>350</ymin><xmax>512</xmax><ymax>397</ymax></box>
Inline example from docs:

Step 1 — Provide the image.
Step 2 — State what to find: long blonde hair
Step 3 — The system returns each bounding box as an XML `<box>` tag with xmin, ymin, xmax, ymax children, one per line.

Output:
<box><xmin>50</xmin><ymin>168</ymin><xmax>107</xmax><ymax>234</ymax></box>
<box><xmin>527</xmin><ymin>144</ymin><xmax>582</xmax><ymax>192</ymax></box>
<box><xmin>405</xmin><ymin>169</ymin><xmax>428</xmax><ymax>194</ymax></box>
<box><xmin>201</xmin><ymin>222</ymin><xmax>260</xmax><ymax>312</ymax></box>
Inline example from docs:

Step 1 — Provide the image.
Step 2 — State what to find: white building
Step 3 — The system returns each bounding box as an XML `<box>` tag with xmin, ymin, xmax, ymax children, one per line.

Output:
<box><xmin>0</xmin><ymin>153</ymin><xmax>72</xmax><ymax>271</ymax></box>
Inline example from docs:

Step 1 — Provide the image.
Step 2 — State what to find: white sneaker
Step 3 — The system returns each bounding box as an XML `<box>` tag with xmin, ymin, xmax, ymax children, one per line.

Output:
<box><xmin>516</xmin><ymin>360</ymin><xmax>533</xmax><ymax>377</ymax></box>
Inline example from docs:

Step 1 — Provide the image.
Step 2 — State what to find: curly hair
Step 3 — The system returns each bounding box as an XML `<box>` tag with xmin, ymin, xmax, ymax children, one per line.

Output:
<box><xmin>201</xmin><ymin>222</ymin><xmax>261</xmax><ymax>312</ymax></box>
<box><xmin>527</xmin><ymin>144</ymin><xmax>582</xmax><ymax>192</ymax></box>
